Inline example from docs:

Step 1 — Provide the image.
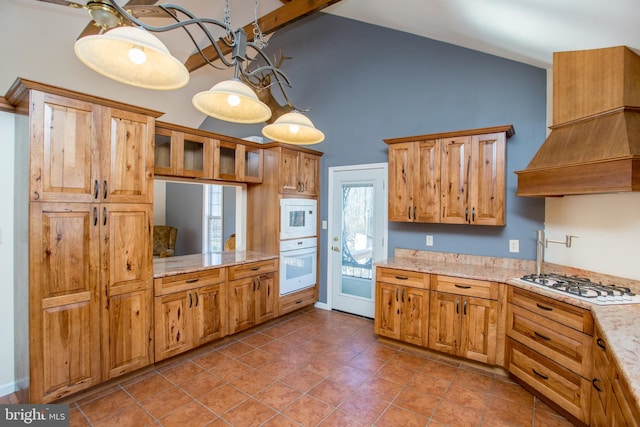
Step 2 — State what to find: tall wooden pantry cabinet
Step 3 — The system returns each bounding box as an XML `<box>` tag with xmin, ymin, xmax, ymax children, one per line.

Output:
<box><xmin>7</xmin><ymin>79</ymin><xmax>161</xmax><ymax>404</ymax></box>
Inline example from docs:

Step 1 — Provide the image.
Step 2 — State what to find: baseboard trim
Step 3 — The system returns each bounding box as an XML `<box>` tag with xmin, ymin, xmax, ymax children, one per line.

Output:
<box><xmin>313</xmin><ymin>302</ymin><xmax>330</xmax><ymax>310</ymax></box>
<box><xmin>0</xmin><ymin>381</ymin><xmax>16</xmax><ymax>398</ymax></box>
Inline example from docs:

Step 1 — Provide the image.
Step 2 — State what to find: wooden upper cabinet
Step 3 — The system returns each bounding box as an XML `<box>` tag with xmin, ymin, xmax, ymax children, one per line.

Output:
<box><xmin>385</xmin><ymin>125</ymin><xmax>512</xmax><ymax>226</ymax></box>
<box><xmin>213</xmin><ymin>140</ymin><xmax>263</xmax><ymax>183</ymax></box>
<box><xmin>154</xmin><ymin>124</ymin><xmax>214</xmax><ymax>179</ymax></box>
<box><xmin>29</xmin><ymin>90</ymin><xmax>154</xmax><ymax>204</ymax></box>
<box><xmin>279</xmin><ymin>148</ymin><xmax>319</xmax><ymax>196</ymax></box>
<box><xmin>388</xmin><ymin>140</ymin><xmax>441</xmax><ymax>222</ymax></box>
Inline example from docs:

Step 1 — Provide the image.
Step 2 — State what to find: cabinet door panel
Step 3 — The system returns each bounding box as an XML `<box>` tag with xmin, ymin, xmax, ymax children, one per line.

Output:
<box><xmin>30</xmin><ymin>203</ymin><xmax>100</xmax><ymax>402</ymax></box>
<box><xmin>31</xmin><ymin>92</ymin><xmax>97</xmax><ymax>202</ymax></box>
<box><xmin>470</xmin><ymin>133</ymin><xmax>506</xmax><ymax>226</ymax></box>
<box><xmin>195</xmin><ymin>283</ymin><xmax>227</xmax><ymax>344</ymax></box>
<box><xmin>441</xmin><ymin>136</ymin><xmax>470</xmax><ymax>224</ymax></box>
<box><xmin>300</xmin><ymin>153</ymin><xmax>319</xmax><ymax>195</ymax></box>
<box><xmin>101</xmin><ymin>108</ymin><xmax>153</xmax><ymax>203</ymax></box>
<box><xmin>415</xmin><ymin>140</ymin><xmax>441</xmax><ymax>223</ymax></box>
<box><xmin>374</xmin><ymin>282</ymin><xmax>401</xmax><ymax>340</ymax></box>
<box><xmin>103</xmin><ymin>289</ymin><xmax>152</xmax><ymax>379</ymax></box>
<box><xmin>255</xmin><ymin>273</ymin><xmax>276</xmax><ymax>324</ymax></box>
<box><xmin>461</xmin><ymin>297</ymin><xmax>497</xmax><ymax>364</ymax></box>
<box><xmin>154</xmin><ymin>291</ymin><xmax>193</xmax><ymax>361</ymax></box>
<box><xmin>228</xmin><ymin>278</ymin><xmax>255</xmax><ymax>334</ymax></box>
<box><xmin>428</xmin><ymin>291</ymin><xmax>460</xmax><ymax>355</ymax></box>
<box><xmin>279</xmin><ymin>148</ymin><xmax>300</xmax><ymax>193</ymax></box>
<box><xmin>387</xmin><ymin>143</ymin><xmax>413</xmax><ymax>222</ymax></box>
<box><xmin>401</xmin><ymin>287</ymin><xmax>429</xmax><ymax>346</ymax></box>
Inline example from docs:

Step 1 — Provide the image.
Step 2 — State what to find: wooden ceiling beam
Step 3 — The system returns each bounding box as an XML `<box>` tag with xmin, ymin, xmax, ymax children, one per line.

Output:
<box><xmin>184</xmin><ymin>0</ymin><xmax>342</xmax><ymax>72</ymax></box>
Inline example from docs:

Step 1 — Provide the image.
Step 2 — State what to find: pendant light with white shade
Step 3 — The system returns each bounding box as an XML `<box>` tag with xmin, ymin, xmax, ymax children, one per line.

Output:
<box><xmin>72</xmin><ymin>0</ymin><xmax>323</xmax><ymax>144</ymax></box>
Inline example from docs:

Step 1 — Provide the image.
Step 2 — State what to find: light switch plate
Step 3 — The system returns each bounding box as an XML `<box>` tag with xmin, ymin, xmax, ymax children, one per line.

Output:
<box><xmin>426</xmin><ymin>235</ymin><xmax>433</xmax><ymax>247</ymax></box>
<box><xmin>509</xmin><ymin>239</ymin><xmax>519</xmax><ymax>253</ymax></box>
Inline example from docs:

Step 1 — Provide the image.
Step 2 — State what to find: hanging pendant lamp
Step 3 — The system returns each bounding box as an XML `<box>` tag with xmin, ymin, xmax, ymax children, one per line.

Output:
<box><xmin>192</xmin><ymin>78</ymin><xmax>272</xmax><ymax>124</ymax></box>
<box><xmin>262</xmin><ymin>111</ymin><xmax>325</xmax><ymax>144</ymax></box>
<box><xmin>74</xmin><ymin>26</ymin><xmax>190</xmax><ymax>90</ymax></box>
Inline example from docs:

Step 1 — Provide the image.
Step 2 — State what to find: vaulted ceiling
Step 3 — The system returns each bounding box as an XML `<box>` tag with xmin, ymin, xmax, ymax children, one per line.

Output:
<box><xmin>2</xmin><ymin>0</ymin><xmax>639</xmax><ymax>127</ymax></box>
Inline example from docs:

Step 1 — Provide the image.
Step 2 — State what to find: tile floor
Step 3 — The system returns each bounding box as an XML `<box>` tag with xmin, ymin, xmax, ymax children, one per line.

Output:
<box><xmin>2</xmin><ymin>308</ymin><xmax>576</xmax><ymax>426</ymax></box>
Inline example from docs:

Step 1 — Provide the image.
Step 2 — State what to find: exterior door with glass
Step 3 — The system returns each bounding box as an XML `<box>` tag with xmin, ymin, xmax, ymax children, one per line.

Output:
<box><xmin>328</xmin><ymin>164</ymin><xmax>387</xmax><ymax>318</ymax></box>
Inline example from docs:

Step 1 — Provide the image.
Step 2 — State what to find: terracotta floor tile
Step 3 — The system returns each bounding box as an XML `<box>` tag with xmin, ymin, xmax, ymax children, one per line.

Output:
<box><xmin>191</xmin><ymin>350</ymin><xmax>232</xmax><ymax>370</ymax></box>
<box><xmin>222</xmin><ymin>397</ymin><xmax>276</xmax><ymax>426</ymax></box>
<box><xmin>254</xmin><ymin>381</ymin><xmax>303</xmax><ymax>411</ymax></box>
<box><xmin>159</xmin><ymin>360</ymin><xmax>205</xmax><ymax>384</ymax></box>
<box><xmin>123</xmin><ymin>372</ymin><xmax>173</xmax><ymax>402</ymax></box>
<box><xmin>139</xmin><ymin>386</ymin><xmax>193</xmax><ymax>419</ymax></box>
<box><xmin>485</xmin><ymin>395</ymin><xmax>533</xmax><ymax>427</ymax></box>
<box><xmin>452</xmin><ymin>368</ymin><xmax>495</xmax><ymax>393</ymax></box>
<box><xmin>431</xmin><ymin>399</ymin><xmax>484</xmax><ymax>426</ymax></box>
<box><xmin>78</xmin><ymin>388</ymin><xmax>137</xmax><ymax>423</ymax></box>
<box><xmin>308</xmin><ymin>378</ymin><xmax>355</xmax><ymax>407</ymax></box>
<box><xmin>280</xmin><ymin>367</ymin><xmax>325</xmax><ymax>392</ymax></box>
<box><xmin>158</xmin><ymin>401</ymin><xmax>215</xmax><ymax>427</ymax></box>
<box><xmin>178</xmin><ymin>371</ymin><xmax>226</xmax><ymax>398</ymax></box>
<box><xmin>393</xmin><ymin>387</ymin><xmax>441</xmax><ymax>418</ymax></box>
<box><xmin>91</xmin><ymin>402</ymin><xmax>153</xmax><ymax>427</ymax></box>
<box><xmin>199</xmin><ymin>384</ymin><xmax>248</xmax><ymax>415</ymax></box>
<box><xmin>237</xmin><ymin>348</ymin><xmax>274</xmax><ymax>368</ymax></box>
<box><xmin>375</xmin><ymin>404</ymin><xmax>429</xmax><ymax>427</ymax></box>
<box><xmin>407</xmin><ymin>369</ymin><xmax>452</xmax><ymax>397</ymax></box>
<box><xmin>492</xmin><ymin>378</ymin><xmax>535</xmax><ymax>407</ymax></box>
<box><xmin>230</xmin><ymin>370</ymin><xmax>275</xmax><ymax>395</ymax></box>
<box><xmin>338</xmin><ymin>390</ymin><xmax>390</xmax><ymax>425</ymax></box>
<box><xmin>356</xmin><ymin>377</ymin><xmax>404</xmax><ymax>402</ymax></box>
<box><xmin>319</xmin><ymin>409</ymin><xmax>371</xmax><ymax>427</ymax></box>
<box><xmin>218</xmin><ymin>341</ymin><xmax>255</xmax><ymax>358</ymax></box>
<box><xmin>54</xmin><ymin>308</ymin><xmax>574</xmax><ymax>427</ymax></box>
<box><xmin>282</xmin><ymin>394</ymin><xmax>334</xmax><ymax>426</ymax></box>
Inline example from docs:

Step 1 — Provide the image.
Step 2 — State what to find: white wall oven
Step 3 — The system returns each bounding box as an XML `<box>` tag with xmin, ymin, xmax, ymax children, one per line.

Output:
<box><xmin>279</xmin><ymin>237</ymin><xmax>317</xmax><ymax>295</ymax></box>
<box><xmin>280</xmin><ymin>198</ymin><xmax>317</xmax><ymax>240</ymax></box>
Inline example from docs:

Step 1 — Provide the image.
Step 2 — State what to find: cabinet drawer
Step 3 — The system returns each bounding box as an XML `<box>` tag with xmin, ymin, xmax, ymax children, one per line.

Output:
<box><xmin>508</xmin><ymin>287</ymin><xmax>593</xmax><ymax>334</ymax></box>
<box><xmin>433</xmin><ymin>275</ymin><xmax>498</xmax><ymax>299</ymax></box>
<box><xmin>507</xmin><ymin>338</ymin><xmax>591</xmax><ymax>423</ymax></box>
<box><xmin>228</xmin><ymin>259</ymin><xmax>278</xmax><ymax>280</ymax></box>
<box><xmin>507</xmin><ymin>303</ymin><xmax>591</xmax><ymax>377</ymax></box>
<box><xmin>279</xmin><ymin>286</ymin><xmax>317</xmax><ymax>315</ymax></box>
<box><xmin>376</xmin><ymin>267</ymin><xmax>430</xmax><ymax>289</ymax></box>
<box><xmin>154</xmin><ymin>268</ymin><xmax>226</xmax><ymax>296</ymax></box>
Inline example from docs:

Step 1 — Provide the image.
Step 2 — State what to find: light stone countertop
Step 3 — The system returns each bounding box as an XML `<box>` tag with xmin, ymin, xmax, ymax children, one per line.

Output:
<box><xmin>376</xmin><ymin>249</ymin><xmax>640</xmax><ymax>411</ymax></box>
<box><xmin>153</xmin><ymin>250</ymin><xmax>279</xmax><ymax>278</ymax></box>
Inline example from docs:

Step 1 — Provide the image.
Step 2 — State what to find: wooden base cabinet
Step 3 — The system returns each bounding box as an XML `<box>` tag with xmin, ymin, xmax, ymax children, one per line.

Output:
<box><xmin>374</xmin><ymin>268</ymin><xmax>430</xmax><ymax>347</ymax></box>
<box><xmin>428</xmin><ymin>276</ymin><xmax>501</xmax><ymax>365</ymax></box>
<box><xmin>590</xmin><ymin>326</ymin><xmax>640</xmax><ymax>427</ymax></box>
<box><xmin>154</xmin><ymin>268</ymin><xmax>227</xmax><ymax>362</ymax></box>
<box><xmin>8</xmin><ymin>79</ymin><xmax>160</xmax><ymax>403</ymax></box>
<box><xmin>228</xmin><ymin>260</ymin><xmax>278</xmax><ymax>334</ymax></box>
<box><xmin>506</xmin><ymin>287</ymin><xmax>594</xmax><ymax>424</ymax></box>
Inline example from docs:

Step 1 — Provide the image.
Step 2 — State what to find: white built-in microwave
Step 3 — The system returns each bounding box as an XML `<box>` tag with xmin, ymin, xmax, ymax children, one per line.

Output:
<box><xmin>280</xmin><ymin>198</ymin><xmax>317</xmax><ymax>240</ymax></box>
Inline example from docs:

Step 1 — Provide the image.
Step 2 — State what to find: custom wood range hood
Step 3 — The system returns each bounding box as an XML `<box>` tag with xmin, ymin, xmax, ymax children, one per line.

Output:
<box><xmin>516</xmin><ymin>46</ymin><xmax>640</xmax><ymax>197</ymax></box>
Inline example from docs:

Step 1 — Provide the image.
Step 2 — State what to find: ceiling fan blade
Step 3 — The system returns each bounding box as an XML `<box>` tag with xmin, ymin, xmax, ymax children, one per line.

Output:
<box><xmin>126</xmin><ymin>5</ymin><xmax>177</xmax><ymax>19</ymax></box>
<box><xmin>77</xmin><ymin>21</ymin><xmax>102</xmax><ymax>39</ymax></box>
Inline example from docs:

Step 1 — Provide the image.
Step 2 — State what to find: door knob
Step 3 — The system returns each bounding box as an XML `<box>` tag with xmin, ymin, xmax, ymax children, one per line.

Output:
<box><xmin>331</xmin><ymin>246</ymin><xmax>340</xmax><ymax>252</ymax></box>
<box><xmin>333</xmin><ymin>236</ymin><xmax>339</xmax><ymax>241</ymax></box>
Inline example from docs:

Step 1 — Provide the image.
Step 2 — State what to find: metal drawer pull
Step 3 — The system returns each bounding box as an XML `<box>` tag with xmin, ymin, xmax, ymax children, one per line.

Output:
<box><xmin>456</xmin><ymin>300</ymin><xmax>459</xmax><ymax>314</ymax></box>
<box><xmin>395</xmin><ymin>288</ymin><xmax>399</xmax><ymax>301</ymax></box>
<box><xmin>195</xmin><ymin>292</ymin><xmax>199</xmax><ymax>307</ymax></box>
<box><xmin>185</xmin><ymin>278</ymin><xmax>199</xmax><ymax>283</ymax></box>
<box><xmin>536</xmin><ymin>303</ymin><xmax>553</xmax><ymax>311</ymax></box>
<box><xmin>592</xmin><ymin>378</ymin><xmax>602</xmax><ymax>392</ymax></box>
<box><xmin>534</xmin><ymin>331</ymin><xmax>551</xmax><ymax>341</ymax></box>
<box><xmin>454</xmin><ymin>284</ymin><xmax>471</xmax><ymax>289</ymax></box>
<box><xmin>532</xmin><ymin>368</ymin><xmax>549</xmax><ymax>380</ymax></box>
<box><xmin>103</xmin><ymin>180</ymin><xmax>108</xmax><ymax>199</ymax></box>
<box><xmin>189</xmin><ymin>293</ymin><xmax>193</xmax><ymax>308</ymax></box>
<box><xmin>94</xmin><ymin>180</ymin><xmax>99</xmax><ymax>199</ymax></box>
<box><xmin>250</xmin><ymin>267</ymin><xmax>260</xmax><ymax>271</ymax></box>
<box><xmin>103</xmin><ymin>207</ymin><xmax>107</xmax><ymax>226</ymax></box>
<box><xmin>93</xmin><ymin>207</ymin><xmax>98</xmax><ymax>226</ymax></box>
<box><xmin>408</xmin><ymin>207</ymin><xmax>411</xmax><ymax>220</ymax></box>
<box><xmin>395</xmin><ymin>276</ymin><xmax>409</xmax><ymax>280</ymax></box>
<box><xmin>596</xmin><ymin>337</ymin><xmax>606</xmax><ymax>351</ymax></box>
<box><xmin>463</xmin><ymin>299</ymin><xmax>467</xmax><ymax>315</ymax></box>
<box><xmin>401</xmin><ymin>289</ymin><xmax>405</xmax><ymax>303</ymax></box>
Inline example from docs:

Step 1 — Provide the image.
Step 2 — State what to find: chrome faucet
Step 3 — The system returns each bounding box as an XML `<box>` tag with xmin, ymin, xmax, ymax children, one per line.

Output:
<box><xmin>536</xmin><ymin>230</ymin><xmax>544</xmax><ymax>276</ymax></box>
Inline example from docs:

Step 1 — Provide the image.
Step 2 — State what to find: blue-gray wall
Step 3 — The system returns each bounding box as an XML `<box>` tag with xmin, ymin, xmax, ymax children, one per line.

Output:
<box><xmin>166</xmin><ymin>182</ymin><xmax>203</xmax><ymax>256</ymax></box>
<box><xmin>200</xmin><ymin>14</ymin><xmax>547</xmax><ymax>302</ymax></box>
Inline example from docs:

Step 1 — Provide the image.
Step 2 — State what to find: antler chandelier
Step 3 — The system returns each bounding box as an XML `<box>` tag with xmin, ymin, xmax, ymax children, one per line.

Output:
<box><xmin>73</xmin><ymin>0</ymin><xmax>324</xmax><ymax>144</ymax></box>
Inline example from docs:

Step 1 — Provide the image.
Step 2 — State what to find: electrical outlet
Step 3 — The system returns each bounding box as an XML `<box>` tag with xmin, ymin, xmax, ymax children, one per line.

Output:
<box><xmin>426</xmin><ymin>235</ymin><xmax>433</xmax><ymax>247</ymax></box>
<box><xmin>509</xmin><ymin>239</ymin><xmax>519</xmax><ymax>253</ymax></box>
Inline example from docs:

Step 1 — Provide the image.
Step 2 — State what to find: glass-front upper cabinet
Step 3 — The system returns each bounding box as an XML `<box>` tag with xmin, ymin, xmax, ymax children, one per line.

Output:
<box><xmin>154</xmin><ymin>123</ymin><xmax>213</xmax><ymax>179</ymax></box>
<box><xmin>213</xmin><ymin>140</ymin><xmax>263</xmax><ymax>183</ymax></box>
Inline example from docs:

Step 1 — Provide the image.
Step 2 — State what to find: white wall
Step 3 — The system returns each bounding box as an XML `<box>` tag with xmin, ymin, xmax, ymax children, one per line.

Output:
<box><xmin>545</xmin><ymin>193</ymin><xmax>640</xmax><ymax>280</ymax></box>
<box><xmin>0</xmin><ymin>111</ymin><xmax>15</xmax><ymax>395</ymax></box>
